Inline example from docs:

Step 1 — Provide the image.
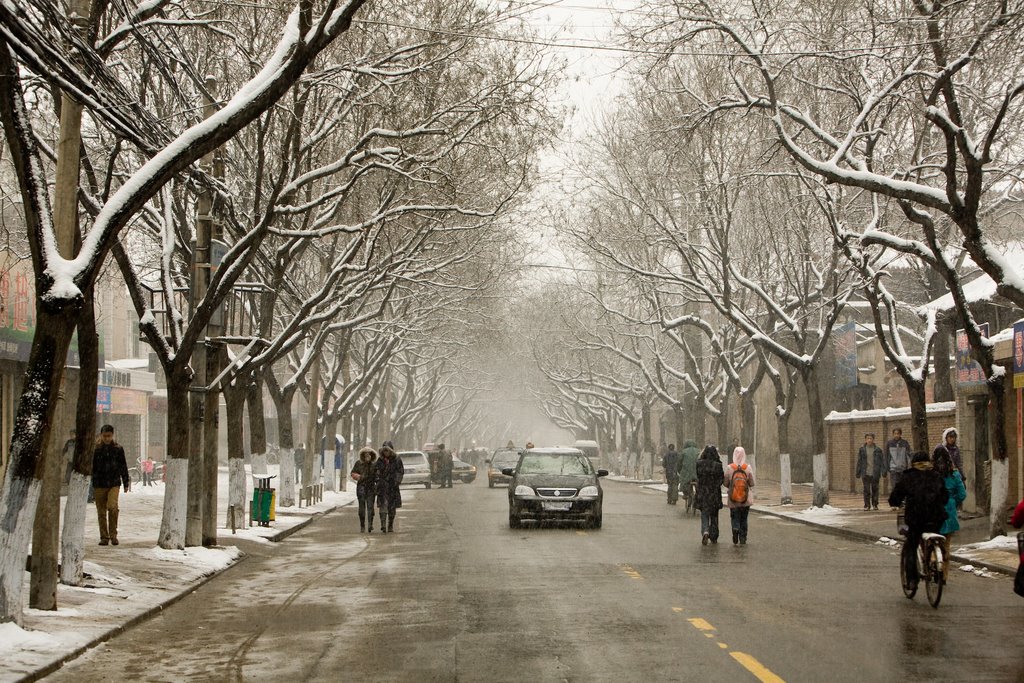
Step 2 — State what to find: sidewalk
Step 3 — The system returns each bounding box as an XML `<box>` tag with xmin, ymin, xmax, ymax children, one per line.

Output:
<box><xmin>1</xmin><ymin>466</ymin><xmax>357</xmax><ymax>683</ymax></box>
<box><xmin>634</xmin><ymin>477</ymin><xmax>1021</xmax><ymax>577</ymax></box>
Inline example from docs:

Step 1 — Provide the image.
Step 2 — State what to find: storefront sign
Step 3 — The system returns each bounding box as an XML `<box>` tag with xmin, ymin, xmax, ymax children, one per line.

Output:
<box><xmin>956</xmin><ymin>323</ymin><xmax>990</xmax><ymax>387</ymax></box>
<box><xmin>97</xmin><ymin>385</ymin><xmax>112</xmax><ymax>411</ymax></box>
<box><xmin>111</xmin><ymin>388</ymin><xmax>148</xmax><ymax>415</ymax></box>
<box><xmin>1013</xmin><ymin>321</ymin><xmax>1024</xmax><ymax>390</ymax></box>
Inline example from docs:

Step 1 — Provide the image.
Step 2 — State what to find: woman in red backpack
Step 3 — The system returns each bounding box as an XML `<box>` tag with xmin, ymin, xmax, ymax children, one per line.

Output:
<box><xmin>726</xmin><ymin>446</ymin><xmax>755</xmax><ymax>545</ymax></box>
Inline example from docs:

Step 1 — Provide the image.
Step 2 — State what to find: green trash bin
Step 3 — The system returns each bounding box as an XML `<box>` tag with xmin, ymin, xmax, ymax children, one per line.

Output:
<box><xmin>252</xmin><ymin>475</ymin><xmax>276</xmax><ymax>526</ymax></box>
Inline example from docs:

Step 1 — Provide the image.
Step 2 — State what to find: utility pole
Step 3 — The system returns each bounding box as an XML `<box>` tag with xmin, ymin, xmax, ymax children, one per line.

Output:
<box><xmin>186</xmin><ymin>77</ymin><xmax>217</xmax><ymax>547</ymax></box>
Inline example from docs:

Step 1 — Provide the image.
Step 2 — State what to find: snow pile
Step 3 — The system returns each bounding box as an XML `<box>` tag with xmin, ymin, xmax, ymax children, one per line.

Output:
<box><xmin>876</xmin><ymin>536</ymin><xmax>899</xmax><ymax>547</ymax></box>
<box><xmin>0</xmin><ymin>623</ymin><xmax>63</xmax><ymax>653</ymax></box>
<box><xmin>957</xmin><ymin>564</ymin><xmax>994</xmax><ymax>578</ymax></box>
<box><xmin>954</xmin><ymin>535</ymin><xmax>1018</xmax><ymax>553</ymax></box>
<box><xmin>144</xmin><ymin>545</ymin><xmax>243</xmax><ymax>579</ymax></box>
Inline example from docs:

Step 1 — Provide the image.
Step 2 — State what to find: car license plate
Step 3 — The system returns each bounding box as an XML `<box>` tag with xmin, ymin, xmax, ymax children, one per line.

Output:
<box><xmin>542</xmin><ymin>501</ymin><xmax>572</xmax><ymax>511</ymax></box>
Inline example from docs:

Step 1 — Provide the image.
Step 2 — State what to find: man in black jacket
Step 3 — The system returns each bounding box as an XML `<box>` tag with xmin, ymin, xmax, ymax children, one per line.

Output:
<box><xmin>888</xmin><ymin>452</ymin><xmax>948</xmax><ymax>584</ymax></box>
<box><xmin>92</xmin><ymin>424</ymin><xmax>130</xmax><ymax>546</ymax></box>
<box><xmin>662</xmin><ymin>444</ymin><xmax>680</xmax><ymax>505</ymax></box>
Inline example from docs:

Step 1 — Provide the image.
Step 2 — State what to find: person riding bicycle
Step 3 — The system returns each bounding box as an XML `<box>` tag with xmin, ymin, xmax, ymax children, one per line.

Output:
<box><xmin>677</xmin><ymin>440</ymin><xmax>699</xmax><ymax>507</ymax></box>
<box><xmin>888</xmin><ymin>451</ymin><xmax>948</xmax><ymax>585</ymax></box>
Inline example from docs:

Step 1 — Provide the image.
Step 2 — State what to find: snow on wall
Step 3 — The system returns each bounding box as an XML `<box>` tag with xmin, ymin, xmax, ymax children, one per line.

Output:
<box><xmin>824</xmin><ymin>401</ymin><xmax>957</xmax><ymax>423</ymax></box>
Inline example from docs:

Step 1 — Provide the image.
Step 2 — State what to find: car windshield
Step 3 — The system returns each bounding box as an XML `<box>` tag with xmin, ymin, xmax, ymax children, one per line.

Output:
<box><xmin>517</xmin><ymin>454</ymin><xmax>593</xmax><ymax>475</ymax></box>
<box><xmin>491</xmin><ymin>451</ymin><xmax>520</xmax><ymax>466</ymax></box>
<box><xmin>398</xmin><ymin>453</ymin><xmax>427</xmax><ymax>466</ymax></box>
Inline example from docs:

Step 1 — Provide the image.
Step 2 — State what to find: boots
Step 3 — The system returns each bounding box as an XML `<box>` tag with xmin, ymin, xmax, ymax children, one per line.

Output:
<box><xmin>368</xmin><ymin>513</ymin><xmax>374</xmax><ymax>533</ymax></box>
<box><xmin>387</xmin><ymin>513</ymin><xmax>395</xmax><ymax>533</ymax></box>
<box><xmin>108</xmin><ymin>510</ymin><xmax>119</xmax><ymax>545</ymax></box>
<box><xmin>359</xmin><ymin>515</ymin><xmax>365</xmax><ymax>533</ymax></box>
<box><xmin>380</xmin><ymin>515</ymin><xmax>387</xmax><ymax>533</ymax></box>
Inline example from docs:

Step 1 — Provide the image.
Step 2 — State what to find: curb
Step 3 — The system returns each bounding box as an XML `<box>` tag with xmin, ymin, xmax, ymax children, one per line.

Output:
<box><xmin>752</xmin><ymin>506</ymin><xmax>1017</xmax><ymax>578</ymax></box>
<box><xmin>17</xmin><ymin>504</ymin><xmax>342</xmax><ymax>683</ymax></box>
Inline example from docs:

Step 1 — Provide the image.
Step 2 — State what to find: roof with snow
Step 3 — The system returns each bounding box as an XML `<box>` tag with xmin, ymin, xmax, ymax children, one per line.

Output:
<box><xmin>918</xmin><ymin>273</ymin><xmax>998</xmax><ymax>315</ymax></box>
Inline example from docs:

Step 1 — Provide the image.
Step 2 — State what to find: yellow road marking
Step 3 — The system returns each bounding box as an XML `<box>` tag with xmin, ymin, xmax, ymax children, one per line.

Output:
<box><xmin>687</xmin><ymin>617</ymin><xmax>716</xmax><ymax>632</ymax></box>
<box><xmin>718</xmin><ymin>643</ymin><xmax>728</xmax><ymax>649</ymax></box>
<box><xmin>672</xmin><ymin>607</ymin><xmax>684</xmax><ymax>613</ymax></box>
<box><xmin>730</xmin><ymin>652</ymin><xmax>786</xmax><ymax>683</ymax></box>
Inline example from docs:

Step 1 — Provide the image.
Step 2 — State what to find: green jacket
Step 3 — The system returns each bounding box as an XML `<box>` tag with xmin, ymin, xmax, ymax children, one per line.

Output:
<box><xmin>677</xmin><ymin>440</ymin><xmax>699</xmax><ymax>482</ymax></box>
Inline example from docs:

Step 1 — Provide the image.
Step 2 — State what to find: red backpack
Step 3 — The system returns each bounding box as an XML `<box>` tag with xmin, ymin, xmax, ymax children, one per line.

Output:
<box><xmin>729</xmin><ymin>464</ymin><xmax>750</xmax><ymax>504</ymax></box>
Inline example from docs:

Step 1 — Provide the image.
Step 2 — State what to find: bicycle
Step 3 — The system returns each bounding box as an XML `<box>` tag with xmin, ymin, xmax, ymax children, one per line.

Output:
<box><xmin>683</xmin><ymin>480</ymin><xmax>697</xmax><ymax>517</ymax></box>
<box><xmin>897</xmin><ymin>511</ymin><xmax>945</xmax><ymax>608</ymax></box>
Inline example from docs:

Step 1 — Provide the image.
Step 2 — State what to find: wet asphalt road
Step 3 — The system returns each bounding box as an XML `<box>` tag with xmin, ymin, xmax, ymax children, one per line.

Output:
<box><xmin>43</xmin><ymin>479</ymin><xmax>1024</xmax><ymax>682</ymax></box>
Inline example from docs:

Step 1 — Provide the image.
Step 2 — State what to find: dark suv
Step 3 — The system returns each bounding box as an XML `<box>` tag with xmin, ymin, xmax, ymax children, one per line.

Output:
<box><xmin>503</xmin><ymin>447</ymin><xmax>608</xmax><ymax>529</ymax></box>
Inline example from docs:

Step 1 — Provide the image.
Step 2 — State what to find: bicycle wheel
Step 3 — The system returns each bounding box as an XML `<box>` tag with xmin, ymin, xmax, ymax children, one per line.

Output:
<box><xmin>925</xmin><ymin>543</ymin><xmax>944</xmax><ymax>608</ymax></box>
<box><xmin>129</xmin><ymin>468</ymin><xmax>142</xmax><ymax>486</ymax></box>
<box><xmin>900</xmin><ymin>547</ymin><xmax>917</xmax><ymax>599</ymax></box>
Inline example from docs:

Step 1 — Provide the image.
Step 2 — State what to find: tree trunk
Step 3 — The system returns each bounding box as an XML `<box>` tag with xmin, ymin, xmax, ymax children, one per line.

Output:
<box><xmin>931</xmin><ymin>327</ymin><xmax>954</xmax><ymax>403</ymax></box>
<box><xmin>186</xmin><ymin>343</ymin><xmax>207</xmax><ymax>546</ymax></box>
<box><xmin>159</xmin><ymin>370</ymin><xmax>192</xmax><ymax>549</ymax></box>
<box><xmin>274</xmin><ymin>390</ymin><xmax>297</xmax><ymax>507</ymax></box>
<box><xmin>0</xmin><ymin>310</ymin><xmax>77</xmax><ymax>623</ymax></box>
<box><xmin>202</xmin><ymin>343</ymin><xmax>221</xmax><ymax>546</ymax></box>
<box><xmin>60</xmin><ymin>295</ymin><xmax>99</xmax><ymax>586</ymax></box>
<box><xmin>247</xmin><ymin>377</ymin><xmax>268</xmax><ymax>475</ymax></box>
<box><xmin>225</xmin><ymin>380</ymin><xmax>248</xmax><ymax>532</ymax></box>
<box><xmin>323</xmin><ymin>414</ymin><xmax>339</xmax><ymax>492</ymax></box>
<box><xmin>802</xmin><ymin>366</ymin><xmax>829</xmax><ymax>507</ymax></box>
<box><xmin>906</xmin><ymin>379</ymin><xmax>930</xmax><ymax>454</ymax></box>
<box><xmin>987</xmin><ymin>375</ymin><xmax>1009</xmax><ymax>538</ymax></box>
<box><xmin>29</xmin><ymin>396</ymin><xmax>63</xmax><ymax>610</ymax></box>
<box><xmin>672</xmin><ymin>405</ymin><xmax>685</xmax><ymax>450</ymax></box>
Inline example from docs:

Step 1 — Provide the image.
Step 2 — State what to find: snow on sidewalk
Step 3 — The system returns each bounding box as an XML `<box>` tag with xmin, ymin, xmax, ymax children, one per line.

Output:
<box><xmin>1</xmin><ymin>465</ymin><xmax>356</xmax><ymax>683</ymax></box>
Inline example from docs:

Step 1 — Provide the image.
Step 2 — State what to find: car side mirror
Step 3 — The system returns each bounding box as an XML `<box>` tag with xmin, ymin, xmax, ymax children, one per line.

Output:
<box><xmin>597</xmin><ymin>469</ymin><xmax>609</xmax><ymax>477</ymax></box>
<box><xmin>501</xmin><ymin>468</ymin><xmax>515</xmax><ymax>476</ymax></box>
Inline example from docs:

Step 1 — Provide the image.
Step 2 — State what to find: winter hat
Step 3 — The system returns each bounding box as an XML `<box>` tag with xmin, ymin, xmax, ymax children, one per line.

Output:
<box><xmin>943</xmin><ymin>428</ymin><xmax>958</xmax><ymax>441</ymax></box>
<box><xmin>732</xmin><ymin>446</ymin><xmax>747</xmax><ymax>467</ymax></box>
<box><xmin>700</xmin><ymin>445</ymin><xmax>720</xmax><ymax>461</ymax></box>
<box><xmin>911</xmin><ymin>451</ymin><xmax>931</xmax><ymax>464</ymax></box>
<box><xmin>382</xmin><ymin>440</ymin><xmax>394</xmax><ymax>450</ymax></box>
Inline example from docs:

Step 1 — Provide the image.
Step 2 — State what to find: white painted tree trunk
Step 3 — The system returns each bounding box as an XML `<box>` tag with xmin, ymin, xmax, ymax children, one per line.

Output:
<box><xmin>250</xmin><ymin>450</ymin><xmax>268</xmax><ymax>476</ymax></box>
<box><xmin>812</xmin><ymin>452</ymin><xmax>829</xmax><ymax>508</ymax></box>
<box><xmin>779</xmin><ymin>453</ymin><xmax>793</xmax><ymax>505</ymax></box>
<box><xmin>158</xmin><ymin>459</ymin><xmax>188</xmax><ymax>549</ymax></box>
<box><xmin>324</xmin><ymin>446</ymin><xmax>337</xmax><ymax>492</ymax></box>
<box><xmin>990</xmin><ymin>457</ymin><xmax>1009</xmax><ymax>539</ymax></box>
<box><xmin>228</xmin><ymin>459</ymin><xmax>247</xmax><ymax>530</ymax></box>
<box><xmin>279</xmin><ymin>448</ymin><xmax>296</xmax><ymax>507</ymax></box>
<box><xmin>59</xmin><ymin>473</ymin><xmax>91</xmax><ymax>586</ymax></box>
<box><xmin>0</xmin><ymin>477</ymin><xmax>41</xmax><ymax>625</ymax></box>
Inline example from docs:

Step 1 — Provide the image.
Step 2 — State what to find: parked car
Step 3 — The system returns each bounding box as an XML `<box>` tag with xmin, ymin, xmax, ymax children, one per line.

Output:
<box><xmin>452</xmin><ymin>456</ymin><xmax>476</xmax><ymax>484</ymax></box>
<box><xmin>504</xmin><ymin>447</ymin><xmax>608</xmax><ymax>529</ymax></box>
<box><xmin>397</xmin><ymin>451</ymin><xmax>432</xmax><ymax>489</ymax></box>
<box><xmin>487</xmin><ymin>448</ymin><xmax>523</xmax><ymax>488</ymax></box>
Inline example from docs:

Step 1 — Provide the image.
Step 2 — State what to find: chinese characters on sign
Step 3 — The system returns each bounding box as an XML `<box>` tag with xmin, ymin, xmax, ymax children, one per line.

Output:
<box><xmin>1013</xmin><ymin>321</ymin><xmax>1024</xmax><ymax>390</ymax></box>
<box><xmin>955</xmin><ymin>323</ymin><xmax>990</xmax><ymax>387</ymax></box>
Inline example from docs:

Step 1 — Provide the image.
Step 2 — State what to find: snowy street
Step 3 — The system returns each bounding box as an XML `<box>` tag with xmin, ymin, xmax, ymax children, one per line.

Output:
<box><xmin>33</xmin><ymin>478</ymin><xmax>1024</xmax><ymax>682</ymax></box>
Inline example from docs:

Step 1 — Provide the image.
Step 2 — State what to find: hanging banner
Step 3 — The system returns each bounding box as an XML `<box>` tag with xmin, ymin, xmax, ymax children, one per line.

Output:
<box><xmin>1013</xmin><ymin>320</ymin><xmax>1024</xmax><ymax>390</ymax></box>
<box><xmin>956</xmin><ymin>323</ymin><xmax>990</xmax><ymax>387</ymax></box>
<box><xmin>833</xmin><ymin>321</ymin><xmax>858</xmax><ymax>389</ymax></box>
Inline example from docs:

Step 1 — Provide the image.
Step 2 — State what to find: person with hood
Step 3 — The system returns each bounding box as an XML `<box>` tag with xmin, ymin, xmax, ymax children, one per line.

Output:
<box><xmin>933</xmin><ymin>447</ymin><xmax>967</xmax><ymax>580</ymax></box>
<box><xmin>726</xmin><ymin>446</ymin><xmax>754</xmax><ymax>545</ymax></box>
<box><xmin>350</xmin><ymin>447</ymin><xmax>378</xmax><ymax>533</ymax></box>
<box><xmin>677</xmin><ymin>440</ymin><xmax>700</xmax><ymax>506</ymax></box>
<box><xmin>933</xmin><ymin>428</ymin><xmax>965</xmax><ymax>486</ymax></box>
<box><xmin>92</xmin><ymin>424</ymin><xmax>130</xmax><ymax>546</ymax></box>
<box><xmin>884</xmin><ymin>428</ymin><xmax>911</xmax><ymax>490</ymax></box>
<box><xmin>888</xmin><ymin>452</ymin><xmax>948</xmax><ymax>585</ymax></box>
<box><xmin>661</xmin><ymin>444</ymin><xmax>680</xmax><ymax>505</ymax></box>
<box><xmin>856</xmin><ymin>433</ymin><xmax>886</xmax><ymax>510</ymax></box>
<box><xmin>373</xmin><ymin>441</ymin><xmax>405</xmax><ymax>533</ymax></box>
<box><xmin>695</xmin><ymin>445</ymin><xmax>725</xmax><ymax>545</ymax></box>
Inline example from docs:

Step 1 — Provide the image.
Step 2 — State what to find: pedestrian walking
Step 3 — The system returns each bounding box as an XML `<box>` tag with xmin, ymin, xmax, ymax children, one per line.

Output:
<box><xmin>350</xmin><ymin>447</ymin><xmax>378</xmax><ymax>533</ymax></box>
<box><xmin>374</xmin><ymin>441</ymin><xmax>404</xmax><ymax>533</ymax></box>
<box><xmin>932</xmin><ymin>447</ymin><xmax>966</xmax><ymax>581</ymax></box>
<box><xmin>856</xmin><ymin>433</ymin><xmax>885</xmax><ymax>510</ymax></box>
<box><xmin>662</xmin><ymin>444</ymin><xmax>680</xmax><ymax>505</ymax></box>
<box><xmin>933</xmin><ymin>428</ymin><xmax>965</xmax><ymax>487</ymax></box>
<box><xmin>884</xmin><ymin>428</ymin><xmax>911</xmax><ymax>490</ymax></box>
<box><xmin>91</xmin><ymin>424</ymin><xmax>129</xmax><ymax>546</ymax></box>
<box><xmin>726</xmin><ymin>446</ymin><xmax>754</xmax><ymax>545</ymax></box>
<box><xmin>437</xmin><ymin>443</ymin><xmax>454</xmax><ymax>488</ymax></box>
<box><xmin>140</xmin><ymin>454</ymin><xmax>155</xmax><ymax>486</ymax></box>
<box><xmin>294</xmin><ymin>443</ymin><xmax>306</xmax><ymax>487</ymax></box>
<box><xmin>695</xmin><ymin>445</ymin><xmax>725</xmax><ymax>545</ymax></box>
<box><xmin>677</xmin><ymin>440</ymin><xmax>699</xmax><ymax>507</ymax></box>
<box><xmin>887</xmin><ymin>452</ymin><xmax>947</xmax><ymax>585</ymax></box>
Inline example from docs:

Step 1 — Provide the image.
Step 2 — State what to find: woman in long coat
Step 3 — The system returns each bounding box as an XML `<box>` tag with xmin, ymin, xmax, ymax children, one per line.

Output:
<box><xmin>695</xmin><ymin>445</ymin><xmax>725</xmax><ymax>545</ymax></box>
<box><xmin>373</xmin><ymin>441</ymin><xmax>404</xmax><ymax>533</ymax></box>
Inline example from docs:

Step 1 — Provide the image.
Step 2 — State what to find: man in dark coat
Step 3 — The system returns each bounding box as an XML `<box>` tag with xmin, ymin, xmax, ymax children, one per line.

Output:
<box><xmin>437</xmin><ymin>443</ymin><xmax>454</xmax><ymax>488</ymax></box>
<box><xmin>91</xmin><ymin>424</ymin><xmax>130</xmax><ymax>546</ymax></box>
<box><xmin>856</xmin><ymin>432</ymin><xmax>886</xmax><ymax>510</ymax></box>
<box><xmin>695</xmin><ymin>445</ymin><xmax>725</xmax><ymax>545</ymax></box>
<box><xmin>374</xmin><ymin>441</ymin><xmax>405</xmax><ymax>533</ymax></box>
<box><xmin>888</xmin><ymin>452</ymin><xmax>948</xmax><ymax>584</ymax></box>
<box><xmin>662</xmin><ymin>444</ymin><xmax>680</xmax><ymax>505</ymax></box>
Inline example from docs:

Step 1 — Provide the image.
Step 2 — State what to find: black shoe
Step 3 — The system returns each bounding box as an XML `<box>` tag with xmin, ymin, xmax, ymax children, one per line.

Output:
<box><xmin>111</xmin><ymin>538</ymin><xmax>119</xmax><ymax>546</ymax></box>
<box><xmin>98</xmin><ymin>539</ymin><xmax>109</xmax><ymax>546</ymax></box>
<box><xmin>360</xmin><ymin>525</ymin><xmax>365</xmax><ymax>533</ymax></box>
<box><xmin>732</xmin><ymin>531</ymin><xmax>739</xmax><ymax>545</ymax></box>
<box><xmin>739</xmin><ymin>538</ymin><xmax>746</xmax><ymax>545</ymax></box>
<box><xmin>702</xmin><ymin>533</ymin><xmax>709</xmax><ymax>546</ymax></box>
<box><xmin>367</xmin><ymin>527</ymin><xmax>373</xmax><ymax>534</ymax></box>
<box><xmin>711</xmin><ymin>538</ymin><xmax>718</xmax><ymax>544</ymax></box>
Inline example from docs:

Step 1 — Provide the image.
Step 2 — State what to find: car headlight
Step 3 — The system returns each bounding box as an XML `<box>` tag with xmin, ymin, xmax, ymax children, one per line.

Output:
<box><xmin>578</xmin><ymin>486</ymin><xmax>600</xmax><ymax>498</ymax></box>
<box><xmin>514</xmin><ymin>485</ymin><xmax>534</xmax><ymax>496</ymax></box>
